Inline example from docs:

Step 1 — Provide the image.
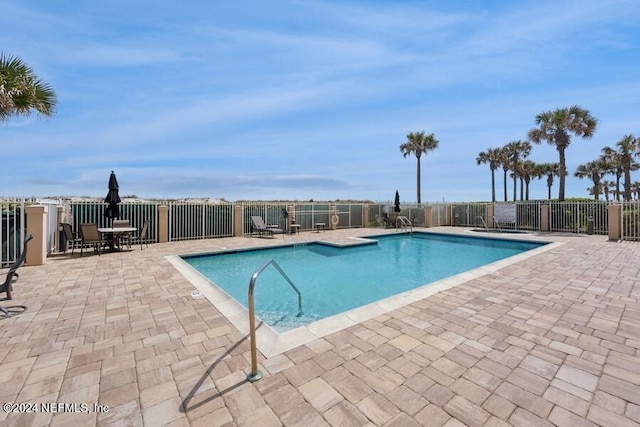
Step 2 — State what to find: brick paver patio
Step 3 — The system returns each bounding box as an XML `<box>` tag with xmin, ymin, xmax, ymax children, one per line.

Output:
<box><xmin>1</xmin><ymin>227</ymin><xmax>639</xmax><ymax>426</ymax></box>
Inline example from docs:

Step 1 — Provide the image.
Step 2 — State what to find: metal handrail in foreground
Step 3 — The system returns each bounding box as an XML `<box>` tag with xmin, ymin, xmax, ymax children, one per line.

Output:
<box><xmin>247</xmin><ymin>259</ymin><xmax>302</xmax><ymax>382</ymax></box>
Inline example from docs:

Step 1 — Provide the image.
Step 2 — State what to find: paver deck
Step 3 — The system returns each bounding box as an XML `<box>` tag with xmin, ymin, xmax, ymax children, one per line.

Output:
<box><xmin>1</xmin><ymin>227</ymin><xmax>639</xmax><ymax>426</ymax></box>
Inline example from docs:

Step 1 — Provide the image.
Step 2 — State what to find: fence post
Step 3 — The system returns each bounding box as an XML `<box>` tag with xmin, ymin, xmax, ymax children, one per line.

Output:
<box><xmin>233</xmin><ymin>205</ymin><xmax>243</xmax><ymax>237</ymax></box>
<box><xmin>25</xmin><ymin>205</ymin><xmax>47</xmax><ymax>266</ymax></box>
<box><xmin>158</xmin><ymin>205</ymin><xmax>169</xmax><ymax>243</ymax></box>
<box><xmin>362</xmin><ymin>205</ymin><xmax>370</xmax><ymax>227</ymax></box>
<box><xmin>487</xmin><ymin>204</ymin><xmax>495</xmax><ymax>228</ymax></box>
<box><xmin>540</xmin><ymin>204</ymin><xmax>550</xmax><ymax>232</ymax></box>
<box><xmin>424</xmin><ymin>206</ymin><xmax>432</xmax><ymax>227</ymax></box>
<box><xmin>607</xmin><ymin>204</ymin><xmax>621</xmax><ymax>241</ymax></box>
<box><xmin>57</xmin><ymin>206</ymin><xmax>64</xmax><ymax>252</ymax></box>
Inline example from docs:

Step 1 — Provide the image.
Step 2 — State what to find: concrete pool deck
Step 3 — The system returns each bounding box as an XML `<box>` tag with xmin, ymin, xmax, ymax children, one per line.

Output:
<box><xmin>1</xmin><ymin>227</ymin><xmax>639</xmax><ymax>426</ymax></box>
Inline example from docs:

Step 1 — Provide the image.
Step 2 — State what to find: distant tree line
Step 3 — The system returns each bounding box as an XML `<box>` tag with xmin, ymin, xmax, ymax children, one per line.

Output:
<box><xmin>397</xmin><ymin>106</ymin><xmax>639</xmax><ymax>204</ymax></box>
<box><xmin>477</xmin><ymin>106</ymin><xmax>640</xmax><ymax>202</ymax></box>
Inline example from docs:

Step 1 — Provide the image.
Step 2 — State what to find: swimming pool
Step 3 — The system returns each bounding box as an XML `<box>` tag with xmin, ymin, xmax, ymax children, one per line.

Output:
<box><xmin>182</xmin><ymin>232</ymin><xmax>547</xmax><ymax>330</ymax></box>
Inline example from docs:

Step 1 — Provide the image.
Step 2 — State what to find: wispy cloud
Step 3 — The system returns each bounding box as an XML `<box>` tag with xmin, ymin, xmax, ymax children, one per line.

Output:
<box><xmin>2</xmin><ymin>0</ymin><xmax>639</xmax><ymax>201</ymax></box>
<box><xmin>64</xmin><ymin>44</ymin><xmax>184</xmax><ymax>67</ymax></box>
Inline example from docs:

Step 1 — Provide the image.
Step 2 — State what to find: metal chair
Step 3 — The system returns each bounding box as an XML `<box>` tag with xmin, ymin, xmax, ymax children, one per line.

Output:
<box><xmin>129</xmin><ymin>221</ymin><xmax>150</xmax><ymax>250</ymax></box>
<box><xmin>60</xmin><ymin>223</ymin><xmax>82</xmax><ymax>254</ymax></box>
<box><xmin>79</xmin><ymin>223</ymin><xmax>104</xmax><ymax>256</ymax></box>
<box><xmin>112</xmin><ymin>219</ymin><xmax>131</xmax><ymax>249</ymax></box>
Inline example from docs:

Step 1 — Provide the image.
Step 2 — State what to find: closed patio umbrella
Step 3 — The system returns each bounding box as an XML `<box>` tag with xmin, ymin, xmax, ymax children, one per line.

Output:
<box><xmin>104</xmin><ymin>170</ymin><xmax>121</xmax><ymax>225</ymax></box>
<box><xmin>394</xmin><ymin>190</ymin><xmax>401</xmax><ymax>213</ymax></box>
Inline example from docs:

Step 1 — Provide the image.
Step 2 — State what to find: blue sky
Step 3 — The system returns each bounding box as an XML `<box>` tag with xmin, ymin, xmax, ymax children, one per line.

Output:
<box><xmin>2</xmin><ymin>1</ymin><xmax>639</xmax><ymax>202</ymax></box>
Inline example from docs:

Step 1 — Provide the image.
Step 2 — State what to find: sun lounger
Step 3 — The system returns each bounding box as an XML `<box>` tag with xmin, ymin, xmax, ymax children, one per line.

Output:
<box><xmin>251</xmin><ymin>216</ymin><xmax>284</xmax><ymax>238</ymax></box>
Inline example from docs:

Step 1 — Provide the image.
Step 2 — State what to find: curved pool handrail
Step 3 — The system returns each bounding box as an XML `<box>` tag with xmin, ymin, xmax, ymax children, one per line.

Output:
<box><xmin>396</xmin><ymin>216</ymin><xmax>412</xmax><ymax>232</ymax></box>
<box><xmin>247</xmin><ymin>259</ymin><xmax>302</xmax><ymax>382</ymax></box>
<box><xmin>476</xmin><ymin>216</ymin><xmax>489</xmax><ymax>231</ymax></box>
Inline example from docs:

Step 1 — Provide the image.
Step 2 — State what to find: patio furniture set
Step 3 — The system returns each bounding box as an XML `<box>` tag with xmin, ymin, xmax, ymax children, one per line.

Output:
<box><xmin>61</xmin><ymin>220</ymin><xmax>150</xmax><ymax>256</ymax></box>
<box><xmin>250</xmin><ymin>216</ymin><xmax>327</xmax><ymax>238</ymax></box>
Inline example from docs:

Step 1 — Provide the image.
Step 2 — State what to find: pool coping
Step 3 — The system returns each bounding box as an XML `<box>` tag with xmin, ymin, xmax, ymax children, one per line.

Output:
<box><xmin>166</xmin><ymin>230</ymin><xmax>563</xmax><ymax>357</ymax></box>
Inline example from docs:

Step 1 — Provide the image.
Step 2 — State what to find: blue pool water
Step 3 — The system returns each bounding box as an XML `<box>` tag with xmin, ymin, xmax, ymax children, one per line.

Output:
<box><xmin>183</xmin><ymin>233</ymin><xmax>545</xmax><ymax>328</ymax></box>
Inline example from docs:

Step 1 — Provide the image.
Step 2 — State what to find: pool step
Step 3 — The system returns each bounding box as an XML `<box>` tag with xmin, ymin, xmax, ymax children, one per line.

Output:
<box><xmin>258</xmin><ymin>310</ymin><xmax>321</xmax><ymax>328</ymax></box>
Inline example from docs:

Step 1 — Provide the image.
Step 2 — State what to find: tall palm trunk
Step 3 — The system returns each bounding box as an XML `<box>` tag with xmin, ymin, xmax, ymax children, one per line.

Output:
<box><xmin>503</xmin><ymin>169</ymin><xmax>508</xmax><ymax>201</ymax></box>
<box><xmin>512</xmin><ymin>165</ymin><xmax>517</xmax><ymax>202</ymax></box>
<box><xmin>623</xmin><ymin>157</ymin><xmax>632</xmax><ymax>201</ymax></box>
<box><xmin>490</xmin><ymin>169</ymin><xmax>496</xmax><ymax>203</ymax></box>
<box><xmin>624</xmin><ymin>170</ymin><xmax>632</xmax><ymax>201</ymax></box>
<box><xmin>416</xmin><ymin>156</ymin><xmax>422</xmax><ymax>204</ymax></box>
<box><xmin>558</xmin><ymin>148</ymin><xmax>567</xmax><ymax>201</ymax></box>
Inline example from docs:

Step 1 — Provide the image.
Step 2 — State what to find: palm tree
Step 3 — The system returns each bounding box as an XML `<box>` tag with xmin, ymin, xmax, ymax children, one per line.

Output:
<box><xmin>528</xmin><ymin>106</ymin><xmax>598</xmax><ymax>201</ymax></box>
<box><xmin>509</xmin><ymin>164</ymin><xmax>526</xmax><ymax>200</ymax></box>
<box><xmin>533</xmin><ymin>163</ymin><xmax>548</xmax><ymax>199</ymax></box>
<box><xmin>631</xmin><ymin>181</ymin><xmax>640</xmax><ymax>200</ymax></box>
<box><xmin>0</xmin><ymin>53</ymin><xmax>56</xmax><ymax>121</ymax></box>
<box><xmin>476</xmin><ymin>147</ymin><xmax>502</xmax><ymax>202</ymax></box>
<box><xmin>503</xmin><ymin>140</ymin><xmax>531</xmax><ymax>201</ymax></box>
<box><xmin>520</xmin><ymin>160</ymin><xmax>541</xmax><ymax>201</ymax></box>
<box><xmin>538</xmin><ymin>162</ymin><xmax>560</xmax><ymax>200</ymax></box>
<box><xmin>600</xmin><ymin>146</ymin><xmax>624</xmax><ymax>201</ymax></box>
<box><xmin>511</xmin><ymin>160</ymin><xmax>541</xmax><ymax>201</ymax></box>
<box><xmin>400</xmin><ymin>131</ymin><xmax>439</xmax><ymax>204</ymax></box>
<box><xmin>574</xmin><ymin>160</ymin><xmax>606</xmax><ymax>200</ymax></box>
<box><xmin>601</xmin><ymin>180</ymin><xmax>615</xmax><ymax>202</ymax></box>
<box><xmin>616</xmin><ymin>134</ymin><xmax>639</xmax><ymax>201</ymax></box>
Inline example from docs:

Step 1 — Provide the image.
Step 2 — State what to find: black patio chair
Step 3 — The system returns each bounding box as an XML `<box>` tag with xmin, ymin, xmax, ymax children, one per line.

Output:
<box><xmin>61</xmin><ymin>223</ymin><xmax>82</xmax><ymax>254</ymax></box>
<box><xmin>0</xmin><ymin>235</ymin><xmax>33</xmax><ymax>317</ymax></box>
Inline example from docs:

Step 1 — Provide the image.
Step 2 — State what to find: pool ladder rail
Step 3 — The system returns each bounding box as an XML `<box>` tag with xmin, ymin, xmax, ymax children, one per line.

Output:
<box><xmin>247</xmin><ymin>259</ymin><xmax>302</xmax><ymax>383</ymax></box>
<box><xmin>475</xmin><ymin>216</ymin><xmax>503</xmax><ymax>232</ymax></box>
<box><xmin>476</xmin><ymin>216</ymin><xmax>489</xmax><ymax>231</ymax></box>
<box><xmin>493</xmin><ymin>216</ymin><xmax>503</xmax><ymax>232</ymax></box>
<box><xmin>396</xmin><ymin>216</ymin><xmax>412</xmax><ymax>233</ymax></box>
